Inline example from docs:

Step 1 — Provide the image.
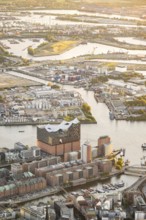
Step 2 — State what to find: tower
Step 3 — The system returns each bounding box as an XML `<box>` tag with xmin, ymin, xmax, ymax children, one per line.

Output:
<box><xmin>98</xmin><ymin>136</ymin><xmax>113</xmax><ymax>157</ymax></box>
<box><xmin>81</xmin><ymin>141</ymin><xmax>92</xmax><ymax>163</ymax></box>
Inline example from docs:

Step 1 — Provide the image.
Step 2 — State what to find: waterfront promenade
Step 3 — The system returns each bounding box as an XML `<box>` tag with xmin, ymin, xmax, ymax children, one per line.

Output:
<box><xmin>0</xmin><ymin>187</ymin><xmax>62</xmax><ymax>206</ymax></box>
<box><xmin>0</xmin><ymin>168</ymin><xmax>125</xmax><ymax>206</ymax></box>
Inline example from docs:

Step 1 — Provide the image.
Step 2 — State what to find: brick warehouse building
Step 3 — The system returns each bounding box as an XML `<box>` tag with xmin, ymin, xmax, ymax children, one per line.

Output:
<box><xmin>37</xmin><ymin>118</ymin><xmax>80</xmax><ymax>157</ymax></box>
<box><xmin>0</xmin><ymin>177</ymin><xmax>46</xmax><ymax>199</ymax></box>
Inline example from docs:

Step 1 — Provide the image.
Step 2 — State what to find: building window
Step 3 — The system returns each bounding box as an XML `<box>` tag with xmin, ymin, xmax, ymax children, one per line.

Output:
<box><xmin>59</xmin><ymin>176</ymin><xmax>63</xmax><ymax>185</ymax></box>
<box><xmin>69</xmin><ymin>173</ymin><xmax>73</xmax><ymax>181</ymax></box>
<box><xmin>88</xmin><ymin>168</ymin><xmax>93</xmax><ymax>177</ymax></box>
<box><xmin>79</xmin><ymin>171</ymin><xmax>83</xmax><ymax>178</ymax></box>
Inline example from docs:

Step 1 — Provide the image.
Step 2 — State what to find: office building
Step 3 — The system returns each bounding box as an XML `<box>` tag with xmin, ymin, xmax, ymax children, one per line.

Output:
<box><xmin>81</xmin><ymin>142</ymin><xmax>92</xmax><ymax>163</ymax></box>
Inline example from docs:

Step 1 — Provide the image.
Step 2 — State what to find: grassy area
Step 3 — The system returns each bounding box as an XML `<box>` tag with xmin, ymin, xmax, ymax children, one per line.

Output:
<box><xmin>51</xmin><ymin>41</ymin><xmax>78</xmax><ymax>54</ymax></box>
<box><xmin>0</xmin><ymin>74</ymin><xmax>41</xmax><ymax>89</ymax></box>
<box><xmin>125</xmin><ymin>95</ymin><xmax>146</xmax><ymax>121</ymax></box>
<box><xmin>0</xmin><ymin>0</ymin><xmax>80</xmax><ymax>10</ymax></box>
<box><xmin>83</xmin><ymin>0</ymin><xmax>146</xmax><ymax>6</ymax></box>
<box><xmin>0</xmin><ymin>0</ymin><xmax>145</xmax><ymax>13</ymax></box>
<box><xmin>108</xmin><ymin>72</ymin><xmax>144</xmax><ymax>82</ymax></box>
<box><xmin>31</xmin><ymin>40</ymin><xmax>78</xmax><ymax>56</ymax></box>
<box><xmin>0</xmin><ymin>45</ymin><xmax>9</xmax><ymax>63</ymax></box>
<box><xmin>0</xmin><ymin>0</ymin><xmax>145</xmax><ymax>8</ymax></box>
<box><xmin>126</xmin><ymin>96</ymin><xmax>146</xmax><ymax>107</ymax></box>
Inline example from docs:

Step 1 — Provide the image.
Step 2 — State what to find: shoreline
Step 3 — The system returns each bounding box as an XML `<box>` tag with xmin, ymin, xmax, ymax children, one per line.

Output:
<box><xmin>31</xmin><ymin>40</ymin><xmax>80</xmax><ymax>57</ymax></box>
<box><xmin>0</xmin><ymin>169</ymin><xmax>124</xmax><ymax>206</ymax></box>
<box><xmin>0</xmin><ymin>119</ymin><xmax>97</xmax><ymax>127</ymax></box>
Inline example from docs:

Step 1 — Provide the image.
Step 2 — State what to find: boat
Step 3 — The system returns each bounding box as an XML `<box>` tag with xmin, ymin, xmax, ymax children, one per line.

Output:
<box><xmin>109</xmin><ymin>111</ymin><xmax>115</xmax><ymax>120</ymax></box>
<box><xmin>19</xmin><ymin>130</ymin><xmax>24</xmax><ymax>133</ymax></box>
<box><xmin>102</xmin><ymin>184</ymin><xmax>110</xmax><ymax>190</ymax></box>
<box><xmin>96</xmin><ymin>188</ymin><xmax>105</xmax><ymax>193</ymax></box>
<box><xmin>142</xmin><ymin>143</ymin><xmax>146</xmax><ymax>150</ymax></box>
<box><xmin>115</xmin><ymin>181</ymin><xmax>125</xmax><ymax>188</ymax></box>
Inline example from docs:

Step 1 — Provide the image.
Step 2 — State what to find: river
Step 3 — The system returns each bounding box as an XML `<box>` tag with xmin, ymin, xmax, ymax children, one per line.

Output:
<box><xmin>1</xmin><ymin>40</ymin><xmax>146</xmax><ymax>62</ymax></box>
<box><xmin>1</xmin><ymin>8</ymin><xmax>146</xmax><ymax>62</ymax></box>
<box><xmin>27</xmin><ymin>10</ymin><xmax>143</xmax><ymax>21</ymax></box>
<box><xmin>16</xmin><ymin>9</ymin><xmax>144</xmax><ymax>28</ymax></box>
<box><xmin>1</xmin><ymin>81</ymin><xmax>146</xmax><ymax>166</ymax></box>
<box><xmin>1</xmin><ymin>7</ymin><xmax>146</xmax><ymax>165</ymax></box>
<box><xmin>115</xmin><ymin>37</ymin><xmax>146</xmax><ymax>46</ymax></box>
<box><xmin>9</xmin><ymin>84</ymin><xmax>140</xmax><ymax>206</ymax></box>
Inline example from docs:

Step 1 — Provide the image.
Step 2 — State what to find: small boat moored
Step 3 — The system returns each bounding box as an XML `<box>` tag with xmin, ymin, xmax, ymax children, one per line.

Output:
<box><xmin>109</xmin><ymin>111</ymin><xmax>115</xmax><ymax>120</ymax></box>
<box><xmin>115</xmin><ymin>181</ymin><xmax>125</xmax><ymax>188</ymax></box>
<box><xmin>142</xmin><ymin>143</ymin><xmax>146</xmax><ymax>150</ymax></box>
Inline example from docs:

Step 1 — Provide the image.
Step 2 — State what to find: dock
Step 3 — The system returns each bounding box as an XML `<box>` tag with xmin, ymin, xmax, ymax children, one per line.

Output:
<box><xmin>124</xmin><ymin>165</ymin><xmax>146</xmax><ymax>177</ymax></box>
<box><xmin>0</xmin><ymin>168</ymin><xmax>125</xmax><ymax>206</ymax></box>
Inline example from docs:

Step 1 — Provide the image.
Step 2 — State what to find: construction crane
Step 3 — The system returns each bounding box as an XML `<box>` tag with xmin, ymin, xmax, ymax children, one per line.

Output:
<box><xmin>105</xmin><ymin>148</ymin><xmax>126</xmax><ymax>170</ymax></box>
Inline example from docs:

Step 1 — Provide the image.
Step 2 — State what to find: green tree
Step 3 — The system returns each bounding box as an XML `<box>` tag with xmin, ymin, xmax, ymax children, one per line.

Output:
<box><xmin>0</xmin><ymin>96</ymin><xmax>4</xmax><ymax>102</ymax></box>
<box><xmin>51</xmin><ymin>84</ymin><xmax>60</xmax><ymax>89</ymax></box>
<box><xmin>27</xmin><ymin>46</ymin><xmax>34</xmax><ymax>55</ymax></box>
<box><xmin>46</xmin><ymin>33</ymin><xmax>55</xmax><ymax>42</ymax></box>
<box><xmin>81</xmin><ymin>102</ymin><xmax>91</xmax><ymax>113</ymax></box>
<box><xmin>64</xmin><ymin>115</ymin><xmax>74</xmax><ymax>121</ymax></box>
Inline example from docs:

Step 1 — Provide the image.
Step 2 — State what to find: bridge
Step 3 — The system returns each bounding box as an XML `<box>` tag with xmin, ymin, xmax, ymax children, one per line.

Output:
<box><xmin>124</xmin><ymin>176</ymin><xmax>146</xmax><ymax>192</ymax></box>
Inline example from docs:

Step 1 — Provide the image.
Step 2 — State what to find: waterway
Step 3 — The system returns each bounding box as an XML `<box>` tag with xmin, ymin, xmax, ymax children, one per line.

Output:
<box><xmin>1</xmin><ymin>70</ymin><xmax>146</xmax><ymax>165</ymax></box>
<box><xmin>0</xmin><ymin>9</ymin><xmax>146</xmax><ymax>62</ymax></box>
<box><xmin>16</xmin><ymin>9</ymin><xmax>144</xmax><ymax>28</ymax></box>
<box><xmin>27</xmin><ymin>10</ymin><xmax>143</xmax><ymax>21</ymax></box>
<box><xmin>0</xmin><ymin>84</ymin><xmax>143</xmax><ymax>205</ymax></box>
<box><xmin>115</xmin><ymin>37</ymin><xmax>146</xmax><ymax>46</ymax></box>
<box><xmin>0</xmin><ymin>9</ymin><xmax>146</xmax><ymax>204</ymax></box>
<box><xmin>1</xmin><ymin>82</ymin><xmax>146</xmax><ymax>166</ymax></box>
<box><xmin>26</xmin><ymin>174</ymin><xmax>138</xmax><ymax>206</ymax></box>
<box><xmin>1</xmin><ymin>40</ymin><xmax>146</xmax><ymax>62</ymax></box>
<box><xmin>1</xmin><ymin>38</ymin><xmax>45</xmax><ymax>58</ymax></box>
<box><xmin>89</xmin><ymin>59</ymin><xmax>146</xmax><ymax>65</ymax></box>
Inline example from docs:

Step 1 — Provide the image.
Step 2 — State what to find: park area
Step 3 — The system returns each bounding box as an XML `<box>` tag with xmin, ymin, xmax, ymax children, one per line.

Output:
<box><xmin>0</xmin><ymin>73</ymin><xmax>40</xmax><ymax>89</ymax></box>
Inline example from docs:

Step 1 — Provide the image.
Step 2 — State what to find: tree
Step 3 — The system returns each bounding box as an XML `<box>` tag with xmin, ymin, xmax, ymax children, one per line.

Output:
<box><xmin>81</xmin><ymin>102</ymin><xmax>91</xmax><ymax>113</ymax></box>
<box><xmin>64</xmin><ymin>115</ymin><xmax>74</xmax><ymax>121</ymax></box>
<box><xmin>0</xmin><ymin>96</ymin><xmax>4</xmax><ymax>103</ymax></box>
<box><xmin>107</xmin><ymin>62</ymin><xmax>116</xmax><ymax>70</ymax></box>
<box><xmin>51</xmin><ymin>84</ymin><xmax>60</xmax><ymax>89</ymax></box>
<box><xmin>27</xmin><ymin>46</ymin><xmax>34</xmax><ymax>55</ymax></box>
<box><xmin>46</xmin><ymin>33</ymin><xmax>55</xmax><ymax>42</ymax></box>
<box><xmin>22</xmin><ymin>58</ymin><xmax>29</xmax><ymax>65</ymax></box>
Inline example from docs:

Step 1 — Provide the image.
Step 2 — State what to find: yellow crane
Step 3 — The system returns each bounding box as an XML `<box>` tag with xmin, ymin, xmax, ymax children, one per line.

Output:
<box><xmin>105</xmin><ymin>149</ymin><xmax>125</xmax><ymax>170</ymax></box>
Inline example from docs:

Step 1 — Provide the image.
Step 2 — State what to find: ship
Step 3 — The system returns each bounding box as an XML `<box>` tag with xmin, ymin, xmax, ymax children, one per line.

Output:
<box><xmin>142</xmin><ymin>143</ymin><xmax>146</xmax><ymax>150</ymax></box>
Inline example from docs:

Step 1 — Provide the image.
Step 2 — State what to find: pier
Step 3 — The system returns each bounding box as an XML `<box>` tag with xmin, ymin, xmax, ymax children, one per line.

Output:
<box><xmin>124</xmin><ymin>165</ymin><xmax>146</xmax><ymax>177</ymax></box>
<box><xmin>124</xmin><ymin>176</ymin><xmax>146</xmax><ymax>193</ymax></box>
<box><xmin>0</xmin><ymin>168</ymin><xmax>125</xmax><ymax>206</ymax></box>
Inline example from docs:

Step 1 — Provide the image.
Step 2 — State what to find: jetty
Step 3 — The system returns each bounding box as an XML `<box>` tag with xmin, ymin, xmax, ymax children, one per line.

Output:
<box><xmin>124</xmin><ymin>165</ymin><xmax>146</xmax><ymax>177</ymax></box>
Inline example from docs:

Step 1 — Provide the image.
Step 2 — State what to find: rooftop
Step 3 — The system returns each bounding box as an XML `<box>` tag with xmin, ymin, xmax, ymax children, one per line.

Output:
<box><xmin>44</xmin><ymin>118</ymin><xmax>79</xmax><ymax>133</ymax></box>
